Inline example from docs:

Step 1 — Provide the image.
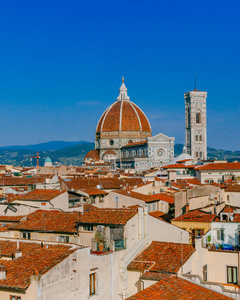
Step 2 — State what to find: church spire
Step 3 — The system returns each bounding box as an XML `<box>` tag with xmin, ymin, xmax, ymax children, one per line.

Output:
<box><xmin>117</xmin><ymin>77</ymin><xmax>130</xmax><ymax>101</ymax></box>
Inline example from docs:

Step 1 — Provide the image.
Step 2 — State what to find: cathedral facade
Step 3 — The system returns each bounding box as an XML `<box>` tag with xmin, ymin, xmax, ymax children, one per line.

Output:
<box><xmin>85</xmin><ymin>78</ymin><xmax>175</xmax><ymax>169</ymax></box>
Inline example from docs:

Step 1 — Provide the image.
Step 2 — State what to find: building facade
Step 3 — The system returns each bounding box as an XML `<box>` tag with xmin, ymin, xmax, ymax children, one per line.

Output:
<box><xmin>185</xmin><ymin>89</ymin><xmax>207</xmax><ymax>160</ymax></box>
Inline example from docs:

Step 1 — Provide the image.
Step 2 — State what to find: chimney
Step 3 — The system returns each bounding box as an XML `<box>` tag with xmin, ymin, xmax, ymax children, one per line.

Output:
<box><xmin>15</xmin><ymin>250</ymin><xmax>22</xmax><ymax>259</ymax></box>
<box><xmin>15</xmin><ymin>240</ymin><xmax>22</xmax><ymax>259</ymax></box>
<box><xmin>0</xmin><ymin>264</ymin><xmax>6</xmax><ymax>280</ymax></box>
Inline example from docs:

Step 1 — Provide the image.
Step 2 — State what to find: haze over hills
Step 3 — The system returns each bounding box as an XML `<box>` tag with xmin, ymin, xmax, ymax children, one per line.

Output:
<box><xmin>0</xmin><ymin>141</ymin><xmax>240</xmax><ymax>167</ymax></box>
<box><xmin>0</xmin><ymin>141</ymin><xmax>91</xmax><ymax>151</ymax></box>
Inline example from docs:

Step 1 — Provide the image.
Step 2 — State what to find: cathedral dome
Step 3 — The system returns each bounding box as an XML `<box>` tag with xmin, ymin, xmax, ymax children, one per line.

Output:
<box><xmin>96</xmin><ymin>78</ymin><xmax>151</xmax><ymax>135</ymax></box>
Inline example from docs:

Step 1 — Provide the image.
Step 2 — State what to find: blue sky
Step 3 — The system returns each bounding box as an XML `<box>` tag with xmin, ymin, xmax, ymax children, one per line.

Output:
<box><xmin>0</xmin><ymin>0</ymin><xmax>239</xmax><ymax>150</ymax></box>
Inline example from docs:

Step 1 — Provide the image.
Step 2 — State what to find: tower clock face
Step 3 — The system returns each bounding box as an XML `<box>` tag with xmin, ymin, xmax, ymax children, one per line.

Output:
<box><xmin>157</xmin><ymin>150</ymin><xmax>164</xmax><ymax>157</ymax></box>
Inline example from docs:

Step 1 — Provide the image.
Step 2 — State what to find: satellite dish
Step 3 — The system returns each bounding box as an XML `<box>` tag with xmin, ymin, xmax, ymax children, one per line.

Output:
<box><xmin>97</xmin><ymin>185</ymin><xmax>101</xmax><ymax>189</ymax></box>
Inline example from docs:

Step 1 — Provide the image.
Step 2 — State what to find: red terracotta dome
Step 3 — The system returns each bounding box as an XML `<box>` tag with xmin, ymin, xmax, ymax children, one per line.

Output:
<box><xmin>96</xmin><ymin>78</ymin><xmax>151</xmax><ymax>134</ymax></box>
<box><xmin>84</xmin><ymin>149</ymin><xmax>100</xmax><ymax>161</ymax></box>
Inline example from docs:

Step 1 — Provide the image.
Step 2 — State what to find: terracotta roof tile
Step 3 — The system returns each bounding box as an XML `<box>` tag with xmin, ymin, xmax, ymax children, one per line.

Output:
<box><xmin>13</xmin><ymin>189</ymin><xmax>65</xmax><ymax>202</ymax></box>
<box><xmin>0</xmin><ymin>240</ymin><xmax>77</xmax><ymax>290</ymax></box>
<box><xmin>78</xmin><ymin>208</ymin><xmax>137</xmax><ymax>225</ymax></box>
<box><xmin>127</xmin><ymin>274</ymin><xmax>232</xmax><ymax>300</ymax></box>
<box><xmin>9</xmin><ymin>210</ymin><xmax>81</xmax><ymax>233</ymax></box>
<box><xmin>84</xmin><ymin>149</ymin><xmax>100</xmax><ymax>161</ymax></box>
<box><xmin>63</xmin><ymin>177</ymin><xmax>144</xmax><ymax>191</ymax></box>
<box><xmin>196</xmin><ymin>162</ymin><xmax>240</xmax><ymax>171</ymax></box>
<box><xmin>162</xmin><ymin>164</ymin><xmax>186</xmax><ymax>169</ymax></box>
<box><xmin>0</xmin><ymin>177</ymin><xmax>45</xmax><ymax>186</ymax></box>
<box><xmin>172</xmin><ymin>209</ymin><xmax>217</xmax><ymax>222</ymax></box>
<box><xmin>127</xmin><ymin>241</ymin><xmax>194</xmax><ymax>274</ymax></box>
<box><xmin>96</xmin><ymin>100</ymin><xmax>151</xmax><ymax>133</ymax></box>
<box><xmin>79</xmin><ymin>188</ymin><xmax>108</xmax><ymax>196</ymax></box>
<box><xmin>225</xmin><ymin>184</ymin><xmax>240</xmax><ymax>192</ymax></box>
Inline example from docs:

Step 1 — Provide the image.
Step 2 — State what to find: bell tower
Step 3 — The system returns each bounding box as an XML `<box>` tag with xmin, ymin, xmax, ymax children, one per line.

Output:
<box><xmin>184</xmin><ymin>89</ymin><xmax>207</xmax><ymax>160</ymax></box>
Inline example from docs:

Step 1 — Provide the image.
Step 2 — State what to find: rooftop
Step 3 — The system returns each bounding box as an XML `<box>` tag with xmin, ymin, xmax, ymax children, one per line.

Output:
<box><xmin>172</xmin><ymin>209</ymin><xmax>218</xmax><ymax>222</ymax></box>
<box><xmin>12</xmin><ymin>189</ymin><xmax>65</xmax><ymax>202</ymax></box>
<box><xmin>0</xmin><ymin>240</ymin><xmax>78</xmax><ymax>291</ymax></box>
<box><xmin>9</xmin><ymin>210</ymin><xmax>81</xmax><ymax>233</ymax></box>
<box><xmin>127</xmin><ymin>274</ymin><xmax>232</xmax><ymax>300</ymax></box>
<box><xmin>127</xmin><ymin>241</ymin><xmax>195</xmax><ymax>274</ymax></box>
<box><xmin>78</xmin><ymin>208</ymin><xmax>137</xmax><ymax>226</ymax></box>
<box><xmin>195</xmin><ymin>162</ymin><xmax>240</xmax><ymax>171</ymax></box>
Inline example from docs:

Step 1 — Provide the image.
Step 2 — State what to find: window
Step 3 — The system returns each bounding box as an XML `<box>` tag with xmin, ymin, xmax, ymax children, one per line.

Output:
<box><xmin>152</xmin><ymin>203</ymin><xmax>156</xmax><ymax>211</ymax></box>
<box><xmin>199</xmin><ymin>135</ymin><xmax>202</xmax><ymax>141</ymax></box>
<box><xmin>83</xmin><ymin>224</ymin><xmax>93</xmax><ymax>231</ymax></box>
<box><xmin>89</xmin><ymin>273</ymin><xmax>96</xmax><ymax>295</ymax></box>
<box><xmin>196</xmin><ymin>151</ymin><xmax>198</xmax><ymax>157</ymax></box>
<box><xmin>227</xmin><ymin>266</ymin><xmax>238</xmax><ymax>284</ymax></box>
<box><xmin>147</xmin><ymin>204</ymin><xmax>151</xmax><ymax>212</ymax></box>
<box><xmin>22</xmin><ymin>232</ymin><xmax>31</xmax><ymax>239</ymax></box>
<box><xmin>10</xmin><ymin>297</ymin><xmax>21</xmax><ymax>300</ymax></box>
<box><xmin>203</xmin><ymin>265</ymin><xmax>208</xmax><ymax>281</ymax></box>
<box><xmin>109</xmin><ymin>140</ymin><xmax>114</xmax><ymax>146</ymax></box>
<box><xmin>200</xmin><ymin>151</ymin><xmax>202</xmax><ymax>158</ymax></box>
<box><xmin>99</xmin><ymin>196</ymin><xmax>104</xmax><ymax>203</ymax></box>
<box><xmin>59</xmin><ymin>235</ymin><xmax>70</xmax><ymax>243</ymax></box>
<box><xmin>217</xmin><ymin>228</ymin><xmax>224</xmax><ymax>241</ymax></box>
<box><xmin>195</xmin><ymin>135</ymin><xmax>198</xmax><ymax>141</ymax></box>
<box><xmin>196</xmin><ymin>112</ymin><xmax>201</xmax><ymax>124</ymax></box>
<box><xmin>227</xmin><ymin>195</ymin><xmax>230</xmax><ymax>201</ymax></box>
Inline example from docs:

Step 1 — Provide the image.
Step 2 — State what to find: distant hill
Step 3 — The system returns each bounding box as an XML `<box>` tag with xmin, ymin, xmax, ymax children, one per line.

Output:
<box><xmin>0</xmin><ymin>141</ymin><xmax>90</xmax><ymax>151</ymax></box>
<box><xmin>174</xmin><ymin>144</ymin><xmax>240</xmax><ymax>161</ymax></box>
<box><xmin>0</xmin><ymin>142</ymin><xmax>95</xmax><ymax>166</ymax></box>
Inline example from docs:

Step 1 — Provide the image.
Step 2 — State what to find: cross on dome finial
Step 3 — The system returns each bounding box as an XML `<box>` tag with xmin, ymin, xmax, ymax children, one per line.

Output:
<box><xmin>117</xmin><ymin>77</ymin><xmax>130</xmax><ymax>101</ymax></box>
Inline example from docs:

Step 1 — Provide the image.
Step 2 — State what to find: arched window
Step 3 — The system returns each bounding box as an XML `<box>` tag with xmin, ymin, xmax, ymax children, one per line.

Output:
<box><xmin>199</xmin><ymin>135</ymin><xmax>202</xmax><ymax>141</ymax></box>
<box><xmin>196</xmin><ymin>112</ymin><xmax>201</xmax><ymax>124</ymax></box>
<box><xmin>196</xmin><ymin>151</ymin><xmax>199</xmax><ymax>157</ymax></box>
<box><xmin>200</xmin><ymin>151</ymin><xmax>202</xmax><ymax>158</ymax></box>
<box><xmin>196</xmin><ymin>135</ymin><xmax>198</xmax><ymax>141</ymax></box>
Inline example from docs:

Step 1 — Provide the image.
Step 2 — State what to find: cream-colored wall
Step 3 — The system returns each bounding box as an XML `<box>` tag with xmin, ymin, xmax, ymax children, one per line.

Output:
<box><xmin>104</xmin><ymin>192</ymin><xmax>145</xmax><ymax>208</ymax></box>
<box><xmin>189</xmin><ymin>195</ymin><xmax>209</xmax><ymax>211</ymax></box>
<box><xmin>127</xmin><ymin>270</ymin><xmax>141</xmax><ymax>296</ymax></box>
<box><xmin>133</xmin><ymin>181</ymin><xmax>166</xmax><ymax>195</ymax></box>
<box><xmin>192</xmin><ymin>238</ymin><xmax>239</xmax><ymax>285</ymax></box>
<box><xmin>0</xmin><ymin>203</ymin><xmax>38</xmax><ymax>216</ymax></box>
<box><xmin>174</xmin><ymin>185</ymin><xmax>221</xmax><ymax>218</ymax></box>
<box><xmin>197</xmin><ymin>170</ymin><xmax>240</xmax><ymax>184</ymax></box>
<box><xmin>12</xmin><ymin>231</ymin><xmax>78</xmax><ymax>244</ymax></box>
<box><xmin>148</xmin><ymin>216</ymin><xmax>189</xmax><ymax>244</ymax></box>
<box><xmin>224</xmin><ymin>192</ymin><xmax>240</xmax><ymax>207</ymax></box>
<box><xmin>79</xmin><ymin>230</ymin><xmax>94</xmax><ymax>246</ymax></box>
<box><xmin>51</xmin><ymin>192</ymin><xmax>68</xmax><ymax>209</ymax></box>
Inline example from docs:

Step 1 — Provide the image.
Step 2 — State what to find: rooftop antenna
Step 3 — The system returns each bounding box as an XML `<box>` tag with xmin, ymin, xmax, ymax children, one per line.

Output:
<box><xmin>194</xmin><ymin>74</ymin><xmax>197</xmax><ymax>91</ymax></box>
